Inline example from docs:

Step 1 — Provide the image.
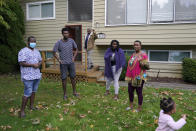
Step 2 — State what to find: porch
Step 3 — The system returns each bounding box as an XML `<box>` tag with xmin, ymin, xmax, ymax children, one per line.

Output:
<box><xmin>41</xmin><ymin>51</ymin><xmax>104</xmax><ymax>84</ymax></box>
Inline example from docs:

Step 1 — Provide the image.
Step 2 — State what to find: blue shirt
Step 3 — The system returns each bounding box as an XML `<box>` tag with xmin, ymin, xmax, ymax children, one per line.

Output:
<box><xmin>84</xmin><ymin>33</ymin><xmax>90</xmax><ymax>49</ymax></box>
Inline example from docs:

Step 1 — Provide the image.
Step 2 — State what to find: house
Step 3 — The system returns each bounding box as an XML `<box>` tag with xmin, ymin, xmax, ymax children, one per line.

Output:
<box><xmin>20</xmin><ymin>0</ymin><xmax>196</xmax><ymax>78</ymax></box>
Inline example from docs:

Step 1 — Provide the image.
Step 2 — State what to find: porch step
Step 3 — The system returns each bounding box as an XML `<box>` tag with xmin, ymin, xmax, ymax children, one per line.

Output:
<box><xmin>96</xmin><ymin>75</ymin><xmax>106</xmax><ymax>86</ymax></box>
<box><xmin>87</xmin><ymin>70</ymin><xmax>104</xmax><ymax>83</ymax></box>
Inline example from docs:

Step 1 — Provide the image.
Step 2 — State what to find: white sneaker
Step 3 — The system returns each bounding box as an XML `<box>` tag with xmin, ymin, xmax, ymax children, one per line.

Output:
<box><xmin>126</xmin><ymin>107</ymin><xmax>131</xmax><ymax>111</ymax></box>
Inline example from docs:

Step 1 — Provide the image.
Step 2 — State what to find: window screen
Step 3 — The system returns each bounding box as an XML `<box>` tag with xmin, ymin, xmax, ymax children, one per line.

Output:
<box><xmin>68</xmin><ymin>0</ymin><xmax>92</xmax><ymax>21</ymax></box>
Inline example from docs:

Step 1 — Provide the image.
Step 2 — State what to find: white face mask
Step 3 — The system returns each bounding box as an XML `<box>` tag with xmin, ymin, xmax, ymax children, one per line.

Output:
<box><xmin>29</xmin><ymin>42</ymin><xmax>36</xmax><ymax>48</ymax></box>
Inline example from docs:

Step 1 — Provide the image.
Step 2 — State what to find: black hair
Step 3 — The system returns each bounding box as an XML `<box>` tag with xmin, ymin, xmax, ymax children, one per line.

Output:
<box><xmin>134</xmin><ymin>40</ymin><xmax>142</xmax><ymax>46</ymax></box>
<box><xmin>160</xmin><ymin>97</ymin><xmax>175</xmax><ymax>113</ymax></box>
<box><xmin>61</xmin><ymin>28</ymin><xmax>69</xmax><ymax>34</ymax></box>
<box><xmin>110</xmin><ymin>40</ymin><xmax>120</xmax><ymax>51</ymax></box>
<box><xmin>27</xmin><ymin>36</ymin><xmax>36</xmax><ymax>42</ymax></box>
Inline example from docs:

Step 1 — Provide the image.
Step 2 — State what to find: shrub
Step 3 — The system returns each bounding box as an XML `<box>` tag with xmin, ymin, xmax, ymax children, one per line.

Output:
<box><xmin>182</xmin><ymin>58</ymin><xmax>196</xmax><ymax>83</ymax></box>
<box><xmin>119</xmin><ymin>54</ymin><xmax>130</xmax><ymax>81</ymax></box>
<box><xmin>0</xmin><ymin>0</ymin><xmax>25</xmax><ymax>73</ymax></box>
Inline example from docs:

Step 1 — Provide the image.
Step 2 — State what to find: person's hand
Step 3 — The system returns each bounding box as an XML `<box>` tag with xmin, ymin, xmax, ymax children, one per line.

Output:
<box><xmin>32</xmin><ymin>63</ymin><xmax>39</xmax><ymax>68</ymax></box>
<box><xmin>58</xmin><ymin>60</ymin><xmax>62</xmax><ymax>64</ymax></box>
<box><xmin>137</xmin><ymin>56</ymin><xmax>142</xmax><ymax>61</ymax></box>
<box><xmin>72</xmin><ymin>57</ymin><xmax>75</xmax><ymax>62</ymax></box>
<box><xmin>182</xmin><ymin>114</ymin><xmax>186</xmax><ymax>120</ymax></box>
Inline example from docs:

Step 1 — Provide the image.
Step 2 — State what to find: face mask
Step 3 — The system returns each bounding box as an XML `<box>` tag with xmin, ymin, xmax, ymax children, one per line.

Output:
<box><xmin>29</xmin><ymin>42</ymin><xmax>36</xmax><ymax>48</ymax></box>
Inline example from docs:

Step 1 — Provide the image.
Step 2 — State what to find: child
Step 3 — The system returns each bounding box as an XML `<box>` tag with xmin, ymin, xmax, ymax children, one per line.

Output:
<box><xmin>156</xmin><ymin>97</ymin><xmax>186</xmax><ymax>131</ymax></box>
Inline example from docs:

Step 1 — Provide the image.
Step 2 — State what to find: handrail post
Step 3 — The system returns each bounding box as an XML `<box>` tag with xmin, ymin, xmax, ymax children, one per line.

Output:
<box><xmin>41</xmin><ymin>51</ymin><xmax>46</xmax><ymax>70</ymax></box>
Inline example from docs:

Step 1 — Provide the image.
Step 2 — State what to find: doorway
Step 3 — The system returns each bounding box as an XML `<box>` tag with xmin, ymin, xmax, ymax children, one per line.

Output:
<box><xmin>65</xmin><ymin>25</ymin><xmax>82</xmax><ymax>62</ymax></box>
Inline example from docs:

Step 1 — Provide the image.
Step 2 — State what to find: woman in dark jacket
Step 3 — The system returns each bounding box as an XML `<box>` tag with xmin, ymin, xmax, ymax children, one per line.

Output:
<box><xmin>104</xmin><ymin>40</ymin><xmax>126</xmax><ymax>100</ymax></box>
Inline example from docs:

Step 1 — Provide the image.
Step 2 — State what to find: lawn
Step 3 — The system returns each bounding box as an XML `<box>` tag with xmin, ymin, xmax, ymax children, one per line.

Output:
<box><xmin>0</xmin><ymin>75</ymin><xmax>196</xmax><ymax>131</ymax></box>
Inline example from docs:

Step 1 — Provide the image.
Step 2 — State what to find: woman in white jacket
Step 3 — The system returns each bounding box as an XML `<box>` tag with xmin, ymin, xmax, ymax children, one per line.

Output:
<box><xmin>156</xmin><ymin>97</ymin><xmax>186</xmax><ymax>131</ymax></box>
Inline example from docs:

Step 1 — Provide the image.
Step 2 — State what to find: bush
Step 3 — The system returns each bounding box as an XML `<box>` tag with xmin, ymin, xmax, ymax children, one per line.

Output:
<box><xmin>0</xmin><ymin>0</ymin><xmax>25</xmax><ymax>73</ymax></box>
<box><xmin>119</xmin><ymin>54</ymin><xmax>130</xmax><ymax>81</ymax></box>
<box><xmin>182</xmin><ymin>58</ymin><xmax>196</xmax><ymax>83</ymax></box>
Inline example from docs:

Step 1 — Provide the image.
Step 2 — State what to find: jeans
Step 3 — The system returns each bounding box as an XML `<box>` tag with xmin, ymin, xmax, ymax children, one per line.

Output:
<box><xmin>23</xmin><ymin>79</ymin><xmax>40</xmax><ymax>97</ymax></box>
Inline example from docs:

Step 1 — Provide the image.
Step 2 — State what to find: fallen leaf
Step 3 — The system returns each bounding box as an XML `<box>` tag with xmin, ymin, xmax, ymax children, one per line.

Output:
<box><xmin>32</xmin><ymin>118</ymin><xmax>40</xmax><ymax>125</ymax></box>
<box><xmin>87</xmin><ymin>110</ymin><xmax>92</xmax><ymax>114</ymax></box>
<box><xmin>63</xmin><ymin>108</ymin><xmax>69</xmax><ymax>114</ymax></box>
<box><xmin>177</xmin><ymin>97</ymin><xmax>183</xmax><ymax>100</ymax></box>
<box><xmin>70</xmin><ymin>111</ymin><xmax>75</xmax><ymax>116</ymax></box>
<box><xmin>176</xmin><ymin>92</ymin><xmax>184</xmax><ymax>95</ymax></box>
<box><xmin>79</xmin><ymin>114</ymin><xmax>86</xmax><ymax>118</ymax></box>
<box><xmin>138</xmin><ymin>121</ymin><xmax>143</xmax><ymax>125</ymax></box>
<box><xmin>160</xmin><ymin>91</ymin><xmax>169</xmax><ymax>96</ymax></box>
<box><xmin>154</xmin><ymin>119</ymin><xmax>158</xmax><ymax>124</ymax></box>
<box><xmin>9</xmin><ymin>108</ymin><xmax>14</xmax><ymax>113</ymax></box>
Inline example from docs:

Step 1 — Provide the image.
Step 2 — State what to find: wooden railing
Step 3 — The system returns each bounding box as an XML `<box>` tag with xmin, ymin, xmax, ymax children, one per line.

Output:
<box><xmin>41</xmin><ymin>50</ymin><xmax>88</xmax><ymax>73</ymax></box>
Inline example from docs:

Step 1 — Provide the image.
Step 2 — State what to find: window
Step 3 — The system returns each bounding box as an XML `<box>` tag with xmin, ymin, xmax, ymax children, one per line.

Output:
<box><xmin>149</xmin><ymin>50</ymin><xmax>192</xmax><ymax>63</ymax></box>
<box><xmin>106</xmin><ymin>0</ymin><xmax>196</xmax><ymax>25</ymax></box>
<box><xmin>124</xmin><ymin>50</ymin><xmax>146</xmax><ymax>56</ymax></box>
<box><xmin>26</xmin><ymin>1</ymin><xmax>55</xmax><ymax>20</ymax></box>
<box><xmin>68</xmin><ymin>0</ymin><xmax>92</xmax><ymax>21</ymax></box>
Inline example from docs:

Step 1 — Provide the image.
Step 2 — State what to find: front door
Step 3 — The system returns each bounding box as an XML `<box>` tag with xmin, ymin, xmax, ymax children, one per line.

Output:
<box><xmin>65</xmin><ymin>25</ymin><xmax>82</xmax><ymax>62</ymax></box>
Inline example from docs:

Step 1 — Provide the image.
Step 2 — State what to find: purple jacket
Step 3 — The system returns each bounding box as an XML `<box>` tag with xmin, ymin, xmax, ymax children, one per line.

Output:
<box><xmin>104</xmin><ymin>48</ymin><xmax>126</xmax><ymax>79</ymax></box>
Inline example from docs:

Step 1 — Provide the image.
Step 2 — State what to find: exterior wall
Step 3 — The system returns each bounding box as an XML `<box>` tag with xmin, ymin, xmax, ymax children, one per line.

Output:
<box><xmin>21</xmin><ymin>0</ymin><xmax>92</xmax><ymax>51</ymax></box>
<box><xmin>21</xmin><ymin>0</ymin><xmax>196</xmax><ymax>78</ymax></box>
<box><xmin>92</xmin><ymin>0</ymin><xmax>196</xmax><ymax>78</ymax></box>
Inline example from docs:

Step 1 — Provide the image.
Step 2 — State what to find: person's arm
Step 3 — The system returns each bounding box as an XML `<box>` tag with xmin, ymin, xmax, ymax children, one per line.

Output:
<box><xmin>93</xmin><ymin>30</ymin><xmax>98</xmax><ymax>40</ymax></box>
<box><xmin>72</xmin><ymin>48</ymin><xmax>78</xmax><ymax>62</ymax></box>
<box><xmin>167</xmin><ymin>116</ymin><xmax>186</xmax><ymax>130</ymax></box>
<box><xmin>104</xmin><ymin>48</ymin><xmax>112</xmax><ymax>61</ymax></box>
<box><xmin>53</xmin><ymin>52</ymin><xmax>62</xmax><ymax>64</ymax></box>
<box><xmin>53</xmin><ymin>41</ymin><xmax>62</xmax><ymax>64</ymax></box>
<box><xmin>72</xmin><ymin>40</ymin><xmax>78</xmax><ymax>62</ymax></box>
<box><xmin>19</xmin><ymin>62</ymin><xmax>34</xmax><ymax>67</ymax></box>
<box><xmin>120</xmin><ymin>49</ymin><xmax>126</xmax><ymax>67</ymax></box>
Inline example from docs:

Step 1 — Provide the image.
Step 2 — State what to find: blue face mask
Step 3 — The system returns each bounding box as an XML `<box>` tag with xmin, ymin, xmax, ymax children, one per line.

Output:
<box><xmin>29</xmin><ymin>42</ymin><xmax>36</xmax><ymax>48</ymax></box>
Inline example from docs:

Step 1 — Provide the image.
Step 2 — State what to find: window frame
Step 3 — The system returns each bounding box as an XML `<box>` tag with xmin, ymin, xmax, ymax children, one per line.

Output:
<box><xmin>105</xmin><ymin>0</ymin><xmax>196</xmax><ymax>26</ymax></box>
<box><xmin>67</xmin><ymin>0</ymin><xmax>93</xmax><ymax>22</ymax></box>
<box><xmin>26</xmin><ymin>0</ymin><xmax>55</xmax><ymax>21</ymax></box>
<box><xmin>148</xmin><ymin>50</ymin><xmax>192</xmax><ymax>63</ymax></box>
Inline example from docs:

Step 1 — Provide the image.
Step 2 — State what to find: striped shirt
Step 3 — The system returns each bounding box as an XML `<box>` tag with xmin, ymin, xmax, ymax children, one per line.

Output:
<box><xmin>53</xmin><ymin>38</ymin><xmax>77</xmax><ymax>64</ymax></box>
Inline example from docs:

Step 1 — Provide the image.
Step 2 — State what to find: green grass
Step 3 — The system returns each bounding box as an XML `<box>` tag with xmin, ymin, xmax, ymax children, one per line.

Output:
<box><xmin>0</xmin><ymin>75</ymin><xmax>196</xmax><ymax>131</ymax></box>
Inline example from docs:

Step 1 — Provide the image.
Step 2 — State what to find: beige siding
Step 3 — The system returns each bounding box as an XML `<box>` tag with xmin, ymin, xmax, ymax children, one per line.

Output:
<box><xmin>93</xmin><ymin>0</ymin><xmax>196</xmax><ymax>45</ymax></box>
<box><xmin>21</xmin><ymin>0</ymin><xmax>92</xmax><ymax>50</ymax></box>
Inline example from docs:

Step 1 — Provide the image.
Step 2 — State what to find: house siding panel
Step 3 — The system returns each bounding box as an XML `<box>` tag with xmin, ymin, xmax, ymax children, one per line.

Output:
<box><xmin>21</xmin><ymin>0</ymin><xmax>92</xmax><ymax>50</ymax></box>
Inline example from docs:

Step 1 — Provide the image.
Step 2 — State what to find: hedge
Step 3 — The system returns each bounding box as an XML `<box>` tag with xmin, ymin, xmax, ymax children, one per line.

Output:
<box><xmin>182</xmin><ymin>58</ymin><xmax>196</xmax><ymax>83</ymax></box>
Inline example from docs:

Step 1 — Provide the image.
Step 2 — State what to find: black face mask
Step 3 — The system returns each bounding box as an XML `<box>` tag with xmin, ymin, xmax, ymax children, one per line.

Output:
<box><xmin>63</xmin><ymin>37</ymin><xmax>68</xmax><ymax>40</ymax></box>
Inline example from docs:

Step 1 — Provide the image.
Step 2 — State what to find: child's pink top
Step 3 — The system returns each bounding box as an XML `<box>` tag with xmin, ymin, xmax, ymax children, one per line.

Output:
<box><xmin>156</xmin><ymin>110</ymin><xmax>186</xmax><ymax>131</ymax></box>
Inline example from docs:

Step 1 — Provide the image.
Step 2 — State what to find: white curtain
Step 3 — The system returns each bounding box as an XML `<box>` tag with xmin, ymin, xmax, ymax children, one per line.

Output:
<box><xmin>127</xmin><ymin>0</ymin><xmax>147</xmax><ymax>24</ymax></box>
<box><xmin>41</xmin><ymin>3</ymin><xmax>53</xmax><ymax>18</ymax></box>
<box><xmin>151</xmin><ymin>0</ymin><xmax>173</xmax><ymax>22</ymax></box>
<box><xmin>175</xmin><ymin>0</ymin><xmax>196</xmax><ymax>21</ymax></box>
<box><xmin>107</xmin><ymin>0</ymin><xmax>126</xmax><ymax>25</ymax></box>
<box><xmin>29</xmin><ymin>4</ymin><xmax>40</xmax><ymax>18</ymax></box>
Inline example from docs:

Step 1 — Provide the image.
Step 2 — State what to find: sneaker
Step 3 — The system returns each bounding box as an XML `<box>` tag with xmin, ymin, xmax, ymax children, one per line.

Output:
<box><xmin>73</xmin><ymin>93</ymin><xmax>79</xmax><ymax>97</ymax></box>
<box><xmin>63</xmin><ymin>96</ymin><xmax>68</xmax><ymax>100</ymax></box>
<box><xmin>126</xmin><ymin>107</ymin><xmax>131</xmax><ymax>111</ymax></box>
